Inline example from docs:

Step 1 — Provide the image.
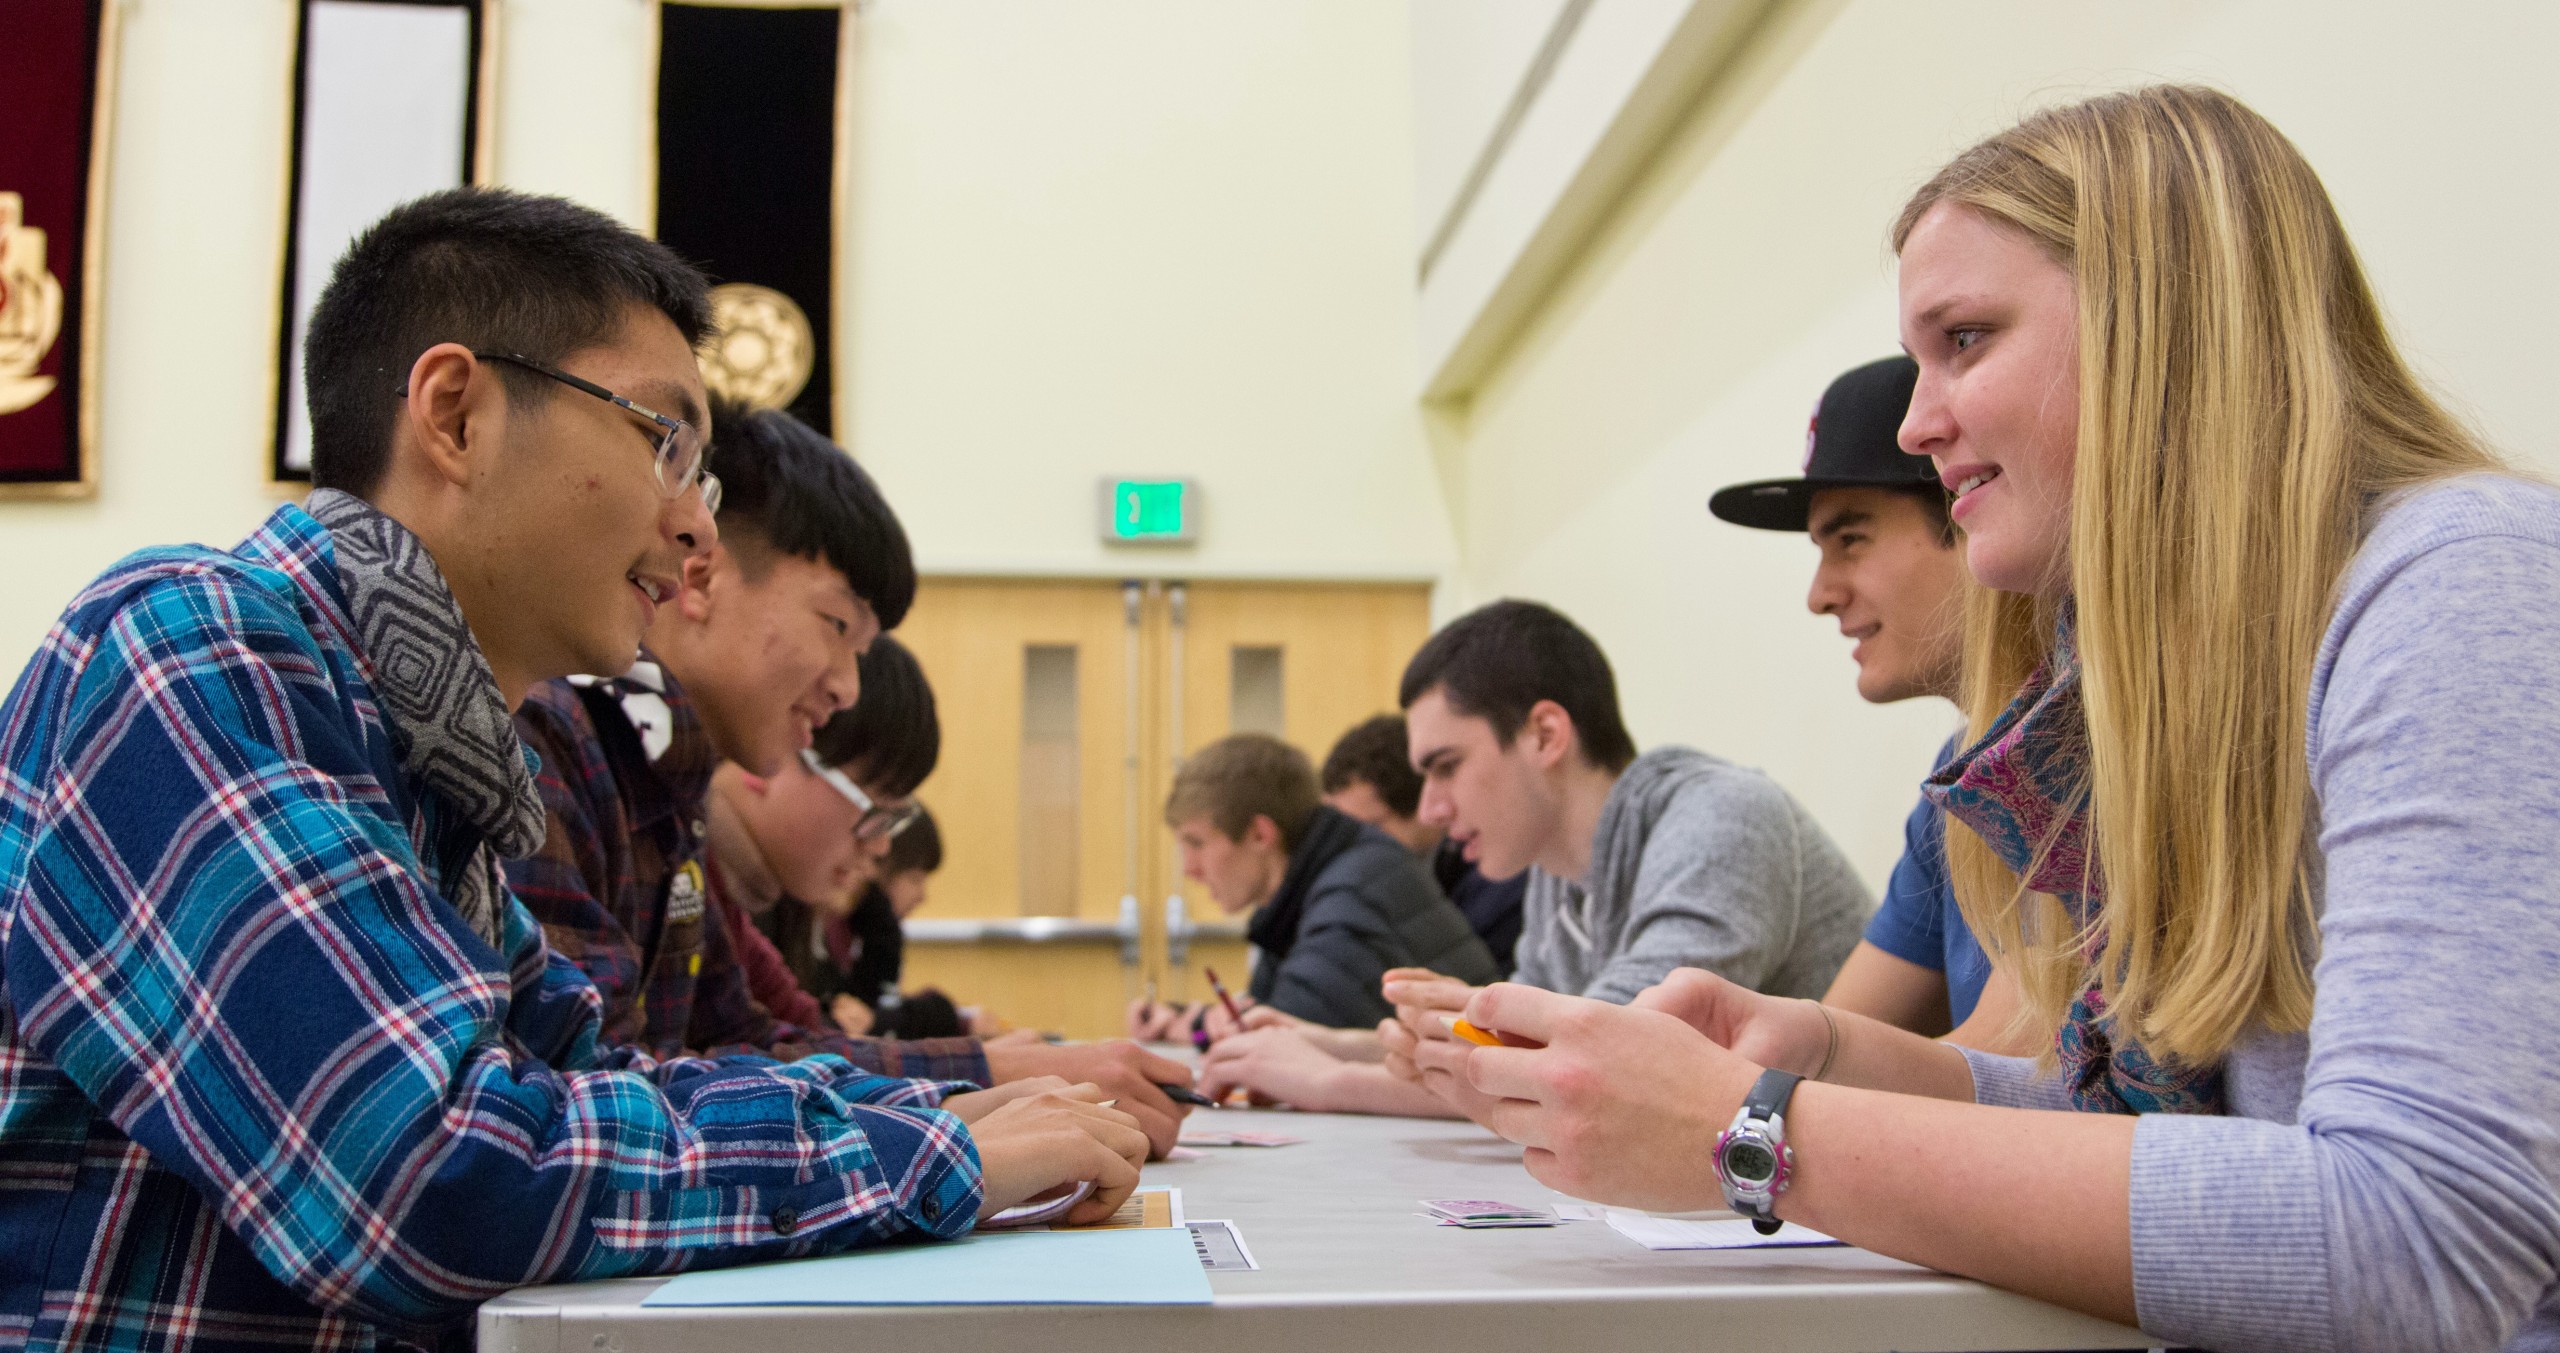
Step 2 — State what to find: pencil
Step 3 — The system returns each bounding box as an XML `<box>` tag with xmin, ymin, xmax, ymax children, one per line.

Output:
<box><xmin>1203</xmin><ymin>967</ymin><xmax>1245</xmax><ymax>1023</ymax></box>
<box><xmin>1438</xmin><ymin>1011</ymin><xmax>1542</xmax><ymax>1049</ymax></box>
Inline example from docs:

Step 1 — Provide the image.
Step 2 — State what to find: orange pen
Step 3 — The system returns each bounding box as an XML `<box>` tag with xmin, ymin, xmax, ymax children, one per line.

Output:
<box><xmin>1439</xmin><ymin>1012</ymin><xmax>1545</xmax><ymax>1049</ymax></box>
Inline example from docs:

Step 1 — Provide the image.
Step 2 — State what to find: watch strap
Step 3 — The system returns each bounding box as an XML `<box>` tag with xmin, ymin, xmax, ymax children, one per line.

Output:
<box><xmin>1743</xmin><ymin>1068</ymin><xmax>1803</xmax><ymax>1122</ymax></box>
<box><xmin>1729</xmin><ymin>1068</ymin><xmax>1804</xmax><ymax>1234</ymax></box>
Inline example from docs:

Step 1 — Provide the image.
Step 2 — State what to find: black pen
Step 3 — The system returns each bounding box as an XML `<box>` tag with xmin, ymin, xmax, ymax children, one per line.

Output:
<box><xmin>1158</xmin><ymin>1081</ymin><xmax>1220</xmax><ymax>1109</ymax></box>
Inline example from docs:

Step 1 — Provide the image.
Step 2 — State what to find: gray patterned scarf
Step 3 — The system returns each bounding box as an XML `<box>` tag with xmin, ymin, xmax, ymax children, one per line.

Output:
<box><xmin>306</xmin><ymin>489</ymin><xmax>546</xmax><ymax>946</ymax></box>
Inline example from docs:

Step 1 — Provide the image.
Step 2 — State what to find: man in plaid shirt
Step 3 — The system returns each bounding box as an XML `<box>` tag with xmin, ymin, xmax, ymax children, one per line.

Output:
<box><xmin>508</xmin><ymin>403</ymin><xmax>1199</xmax><ymax>1157</ymax></box>
<box><xmin>0</xmin><ymin>190</ymin><xmax>1144</xmax><ymax>1352</ymax></box>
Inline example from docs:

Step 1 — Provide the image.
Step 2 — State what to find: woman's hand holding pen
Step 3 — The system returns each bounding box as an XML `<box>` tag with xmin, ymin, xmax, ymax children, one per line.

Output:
<box><xmin>1382</xmin><ymin>969</ymin><xmax>1479</xmax><ymax>1075</ymax></box>
<box><xmin>1631</xmin><ymin>968</ymin><xmax>1831</xmax><ymax>1077</ymax></box>
<box><xmin>1633</xmin><ymin>968</ymin><xmax>1977</xmax><ymax>1101</ymax></box>
<box><xmin>1457</xmin><ymin>982</ymin><xmax>1758</xmax><ymax>1214</ymax></box>
<box><xmin>1374</xmin><ymin>972</ymin><xmax>1503</xmax><ymax>1125</ymax></box>
<box><xmin>1382</xmin><ymin>968</ymin><xmax>1476</xmax><ymax>1016</ymax></box>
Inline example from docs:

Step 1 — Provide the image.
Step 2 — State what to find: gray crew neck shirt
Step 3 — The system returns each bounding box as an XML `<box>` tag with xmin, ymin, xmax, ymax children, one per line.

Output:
<box><xmin>1959</xmin><ymin>473</ymin><xmax>2560</xmax><ymax>1353</ymax></box>
<box><xmin>1514</xmin><ymin>746</ymin><xmax>1871</xmax><ymax>1003</ymax></box>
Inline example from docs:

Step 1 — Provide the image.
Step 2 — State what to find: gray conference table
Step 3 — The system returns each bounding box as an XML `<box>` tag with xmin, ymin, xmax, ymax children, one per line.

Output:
<box><xmin>480</xmin><ymin>1105</ymin><xmax>2150</xmax><ymax>1352</ymax></box>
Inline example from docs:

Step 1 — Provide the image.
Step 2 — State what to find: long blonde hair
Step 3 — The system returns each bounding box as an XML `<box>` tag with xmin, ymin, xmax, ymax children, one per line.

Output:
<box><xmin>1895</xmin><ymin>86</ymin><xmax>2497</xmax><ymax>1065</ymax></box>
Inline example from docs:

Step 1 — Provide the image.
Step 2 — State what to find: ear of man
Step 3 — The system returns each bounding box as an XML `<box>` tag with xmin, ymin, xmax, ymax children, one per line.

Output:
<box><xmin>673</xmin><ymin>548</ymin><xmax>723</xmax><ymax>623</ymax></box>
<box><xmin>1521</xmin><ymin>699</ymin><xmax>1583</xmax><ymax>771</ymax></box>
<box><xmin>395</xmin><ymin>343</ymin><xmax>501</xmax><ymax>494</ymax></box>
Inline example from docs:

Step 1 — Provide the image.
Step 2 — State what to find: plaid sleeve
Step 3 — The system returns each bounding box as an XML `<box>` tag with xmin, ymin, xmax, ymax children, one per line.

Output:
<box><xmin>8</xmin><ymin>575</ymin><xmax>983</xmax><ymax>1334</ymax></box>
<box><xmin>507</xmin><ymin>695</ymin><xmax>656</xmax><ymax>1049</ymax></box>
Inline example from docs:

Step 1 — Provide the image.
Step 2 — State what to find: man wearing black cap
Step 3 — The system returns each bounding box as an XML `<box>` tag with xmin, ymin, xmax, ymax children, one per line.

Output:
<box><xmin>1710</xmin><ymin>356</ymin><xmax>2010</xmax><ymax>1043</ymax></box>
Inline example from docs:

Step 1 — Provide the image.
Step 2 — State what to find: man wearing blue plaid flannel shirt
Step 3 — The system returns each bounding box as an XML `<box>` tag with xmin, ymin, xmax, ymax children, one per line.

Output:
<box><xmin>0</xmin><ymin>189</ymin><xmax>1145</xmax><ymax>1353</ymax></box>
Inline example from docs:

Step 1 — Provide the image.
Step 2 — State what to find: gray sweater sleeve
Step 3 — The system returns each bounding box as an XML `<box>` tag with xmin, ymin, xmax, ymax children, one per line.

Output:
<box><xmin>1578</xmin><ymin>773</ymin><xmax>1813</xmax><ymax>1004</ymax></box>
<box><xmin>1957</xmin><ymin>1047</ymin><xmax>2077</xmax><ymax>1112</ymax></box>
<box><xmin>2120</xmin><ymin>518</ymin><xmax>2560</xmax><ymax>1352</ymax></box>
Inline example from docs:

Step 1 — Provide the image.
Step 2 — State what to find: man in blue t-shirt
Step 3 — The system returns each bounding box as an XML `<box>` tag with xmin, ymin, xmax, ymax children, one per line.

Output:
<box><xmin>1709</xmin><ymin>356</ymin><xmax>2003</xmax><ymax>1037</ymax></box>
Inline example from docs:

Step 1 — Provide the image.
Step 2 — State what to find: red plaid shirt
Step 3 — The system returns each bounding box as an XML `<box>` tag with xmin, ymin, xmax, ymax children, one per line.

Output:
<box><xmin>507</xmin><ymin>660</ymin><xmax>988</xmax><ymax>1083</ymax></box>
<box><xmin>707</xmin><ymin>851</ymin><xmax>833</xmax><ymax>1031</ymax></box>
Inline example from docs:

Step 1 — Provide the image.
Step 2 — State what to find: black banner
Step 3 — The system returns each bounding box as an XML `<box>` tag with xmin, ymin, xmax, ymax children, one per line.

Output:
<box><xmin>656</xmin><ymin>2</ymin><xmax>843</xmax><ymax>437</ymax></box>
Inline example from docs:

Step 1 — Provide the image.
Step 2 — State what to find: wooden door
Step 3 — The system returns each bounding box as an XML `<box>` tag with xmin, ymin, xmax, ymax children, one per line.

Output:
<box><xmin>891</xmin><ymin>579</ymin><xmax>1145</xmax><ymax>1038</ymax></box>
<box><xmin>893</xmin><ymin>577</ymin><xmax>1432</xmax><ymax>1038</ymax></box>
<box><xmin>1157</xmin><ymin>582</ymin><xmax>1433</xmax><ymax>1007</ymax></box>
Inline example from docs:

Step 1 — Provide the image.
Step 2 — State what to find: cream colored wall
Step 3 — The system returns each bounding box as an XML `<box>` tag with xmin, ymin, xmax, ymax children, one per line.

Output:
<box><xmin>0</xmin><ymin>0</ymin><xmax>1454</xmax><ymax>684</ymax></box>
<box><xmin>842</xmin><ymin>0</ymin><xmax>1454</xmax><ymax>582</ymax></box>
<box><xmin>1439</xmin><ymin>0</ymin><xmax>2560</xmax><ymax>889</ymax></box>
<box><xmin>16</xmin><ymin>1</ymin><xmax>2555</xmax><ymax>897</ymax></box>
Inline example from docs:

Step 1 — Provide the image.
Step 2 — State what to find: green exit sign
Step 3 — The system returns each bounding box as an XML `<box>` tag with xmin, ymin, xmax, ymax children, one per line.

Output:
<box><xmin>1099</xmin><ymin>478</ymin><xmax>1198</xmax><ymax>543</ymax></box>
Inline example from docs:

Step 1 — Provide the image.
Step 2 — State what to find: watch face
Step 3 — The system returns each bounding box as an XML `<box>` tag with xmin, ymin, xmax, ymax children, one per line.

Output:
<box><xmin>1723</xmin><ymin>1139</ymin><xmax>1778</xmax><ymax>1185</ymax></box>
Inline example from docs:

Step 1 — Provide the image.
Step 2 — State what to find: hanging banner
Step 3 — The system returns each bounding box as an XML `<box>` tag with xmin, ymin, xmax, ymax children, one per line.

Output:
<box><xmin>656</xmin><ymin>2</ymin><xmax>846</xmax><ymax>437</ymax></box>
<box><xmin>0</xmin><ymin>0</ymin><xmax>117</xmax><ymax>497</ymax></box>
<box><xmin>272</xmin><ymin>0</ymin><xmax>484</xmax><ymax>481</ymax></box>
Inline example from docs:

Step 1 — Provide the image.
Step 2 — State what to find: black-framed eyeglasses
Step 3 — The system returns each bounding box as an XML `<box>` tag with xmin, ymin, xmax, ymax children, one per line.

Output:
<box><xmin>473</xmin><ymin>351</ymin><xmax>721</xmax><ymax>513</ymax></box>
<box><xmin>800</xmin><ymin>749</ymin><xmax>924</xmax><ymax>842</ymax></box>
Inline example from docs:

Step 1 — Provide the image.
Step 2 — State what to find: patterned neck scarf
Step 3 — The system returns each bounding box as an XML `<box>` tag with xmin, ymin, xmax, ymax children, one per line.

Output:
<box><xmin>305</xmin><ymin>489</ymin><xmax>547</xmax><ymax>946</ymax></box>
<box><xmin>1922</xmin><ymin>614</ymin><xmax>2227</xmax><ymax>1116</ymax></box>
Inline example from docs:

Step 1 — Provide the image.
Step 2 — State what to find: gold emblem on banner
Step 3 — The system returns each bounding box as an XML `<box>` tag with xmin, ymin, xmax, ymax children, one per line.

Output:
<box><xmin>700</xmin><ymin>282</ymin><xmax>815</xmax><ymax>412</ymax></box>
<box><xmin>0</xmin><ymin>193</ymin><xmax>65</xmax><ymax>417</ymax></box>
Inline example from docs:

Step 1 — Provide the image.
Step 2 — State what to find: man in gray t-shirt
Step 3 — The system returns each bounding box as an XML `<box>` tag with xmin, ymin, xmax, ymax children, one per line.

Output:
<box><xmin>1368</xmin><ymin>600</ymin><xmax>1868</xmax><ymax>1121</ymax></box>
<box><xmin>1506</xmin><ymin>745</ymin><xmax>1871</xmax><ymax>1003</ymax></box>
<box><xmin>1399</xmin><ymin>600</ymin><xmax>1869</xmax><ymax>1006</ymax></box>
<box><xmin>1196</xmin><ymin>600</ymin><xmax>1867</xmax><ymax>1120</ymax></box>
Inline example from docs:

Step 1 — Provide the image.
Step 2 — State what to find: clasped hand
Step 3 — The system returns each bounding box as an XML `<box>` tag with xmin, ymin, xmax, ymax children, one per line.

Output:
<box><xmin>943</xmin><ymin>1078</ymin><xmax>1150</xmax><ymax>1227</ymax></box>
<box><xmin>1449</xmin><ymin>969</ymin><xmax>1821</xmax><ymax>1212</ymax></box>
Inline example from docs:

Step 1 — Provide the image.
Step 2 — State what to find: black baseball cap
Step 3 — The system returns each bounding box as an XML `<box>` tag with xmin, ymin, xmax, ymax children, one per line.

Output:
<box><xmin>1708</xmin><ymin>355</ymin><xmax>1940</xmax><ymax>532</ymax></box>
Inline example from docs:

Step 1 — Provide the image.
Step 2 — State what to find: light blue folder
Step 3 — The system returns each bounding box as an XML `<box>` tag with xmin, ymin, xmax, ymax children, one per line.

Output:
<box><xmin>641</xmin><ymin>1228</ymin><xmax>1213</xmax><ymax>1307</ymax></box>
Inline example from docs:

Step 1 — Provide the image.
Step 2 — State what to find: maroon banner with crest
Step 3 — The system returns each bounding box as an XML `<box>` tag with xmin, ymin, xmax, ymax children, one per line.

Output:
<box><xmin>0</xmin><ymin>0</ymin><xmax>112</xmax><ymax>494</ymax></box>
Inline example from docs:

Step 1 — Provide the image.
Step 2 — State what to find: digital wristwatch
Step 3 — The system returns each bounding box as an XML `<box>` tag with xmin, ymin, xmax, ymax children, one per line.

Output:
<box><xmin>1714</xmin><ymin>1068</ymin><xmax>1802</xmax><ymax>1234</ymax></box>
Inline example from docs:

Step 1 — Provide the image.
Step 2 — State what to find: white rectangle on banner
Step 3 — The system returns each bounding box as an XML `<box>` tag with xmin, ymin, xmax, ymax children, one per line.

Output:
<box><xmin>281</xmin><ymin>0</ymin><xmax>472</xmax><ymax>474</ymax></box>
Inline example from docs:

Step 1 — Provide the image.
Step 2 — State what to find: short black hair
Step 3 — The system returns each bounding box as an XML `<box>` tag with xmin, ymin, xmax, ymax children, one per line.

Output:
<box><xmin>303</xmin><ymin>187</ymin><xmax>712</xmax><ymax>496</ymax></box>
<box><xmin>882</xmin><ymin>803</ymin><xmax>942</xmax><ymax>877</ymax></box>
<box><xmin>1321</xmin><ymin>714</ymin><xmax>1422</xmax><ymax>818</ymax></box>
<box><xmin>1398</xmin><ymin>599</ymin><xmax>1638</xmax><ymax>773</ymax></box>
<box><xmin>811</xmin><ymin>633</ymin><xmax>938</xmax><ymax>797</ymax></box>
<box><xmin>707</xmin><ymin>398</ymin><xmax>916</xmax><ymax>628</ymax></box>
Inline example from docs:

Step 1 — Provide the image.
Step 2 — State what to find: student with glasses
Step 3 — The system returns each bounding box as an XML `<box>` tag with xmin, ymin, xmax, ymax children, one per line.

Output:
<box><xmin>469</xmin><ymin>349</ymin><xmax>725</xmax><ymax>514</ymax></box>
<box><xmin>701</xmin><ymin>635</ymin><xmax>944</xmax><ymax>1041</ymax></box>
<box><xmin>826</xmin><ymin>806</ymin><xmax>971</xmax><ymax>1040</ymax></box>
<box><xmin>726</xmin><ymin>636</ymin><xmax>980</xmax><ymax>1041</ymax></box>
<box><xmin>0</xmin><ymin>188</ymin><xmax>1147</xmax><ymax>1350</ymax></box>
<box><xmin>508</xmin><ymin>398</ymin><xmax>1200</xmax><ymax>1158</ymax></box>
